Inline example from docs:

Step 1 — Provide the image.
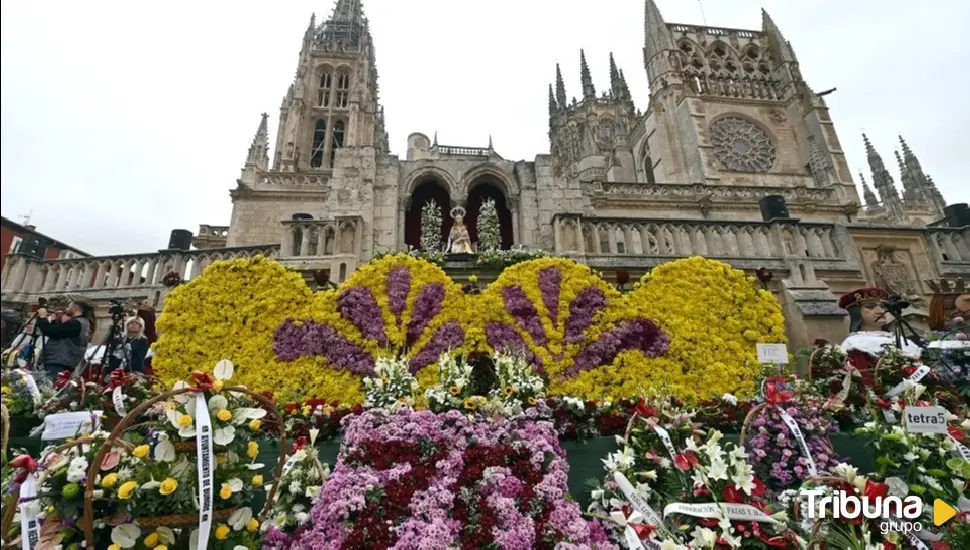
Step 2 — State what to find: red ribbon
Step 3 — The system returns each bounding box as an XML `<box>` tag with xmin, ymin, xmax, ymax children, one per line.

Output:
<box><xmin>105</xmin><ymin>369</ymin><xmax>131</xmax><ymax>391</ymax></box>
<box><xmin>53</xmin><ymin>370</ymin><xmax>73</xmax><ymax>389</ymax></box>
<box><xmin>620</xmin><ymin>504</ymin><xmax>656</xmax><ymax>541</ymax></box>
<box><xmin>9</xmin><ymin>455</ymin><xmax>37</xmax><ymax>484</ymax></box>
<box><xmin>189</xmin><ymin>370</ymin><xmax>214</xmax><ymax>392</ymax></box>
<box><xmin>634</xmin><ymin>397</ymin><xmax>657</xmax><ymax>418</ymax></box>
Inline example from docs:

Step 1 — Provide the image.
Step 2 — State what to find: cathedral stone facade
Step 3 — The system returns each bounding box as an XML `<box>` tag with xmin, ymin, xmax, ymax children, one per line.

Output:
<box><xmin>2</xmin><ymin>0</ymin><xmax>967</xmax><ymax>349</ymax></box>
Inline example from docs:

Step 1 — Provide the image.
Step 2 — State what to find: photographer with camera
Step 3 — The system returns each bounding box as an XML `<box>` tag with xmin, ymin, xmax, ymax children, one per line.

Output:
<box><xmin>34</xmin><ymin>294</ymin><xmax>96</xmax><ymax>380</ymax></box>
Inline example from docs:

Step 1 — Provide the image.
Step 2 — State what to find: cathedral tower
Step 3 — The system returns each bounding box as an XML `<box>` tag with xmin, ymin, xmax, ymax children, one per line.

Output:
<box><xmin>633</xmin><ymin>0</ymin><xmax>860</xmax><ymax>219</ymax></box>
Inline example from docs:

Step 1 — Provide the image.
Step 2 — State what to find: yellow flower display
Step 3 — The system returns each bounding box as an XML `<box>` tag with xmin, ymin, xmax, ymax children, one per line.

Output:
<box><xmin>153</xmin><ymin>255</ymin><xmax>313</xmax><ymax>393</ymax></box>
<box><xmin>118</xmin><ymin>481</ymin><xmax>138</xmax><ymax>500</ymax></box>
<box><xmin>143</xmin><ymin>532</ymin><xmax>159</xmax><ymax>547</ymax></box>
<box><xmin>101</xmin><ymin>473</ymin><xmax>118</xmax><ymax>488</ymax></box>
<box><xmin>215</xmin><ymin>524</ymin><xmax>230</xmax><ymax>540</ymax></box>
<box><xmin>273</xmin><ymin>254</ymin><xmax>474</xmax><ymax>401</ymax></box>
<box><xmin>474</xmin><ymin>258</ymin><xmax>668</xmax><ymax>395</ymax></box>
<box><xmin>563</xmin><ymin>256</ymin><xmax>787</xmax><ymax>401</ymax></box>
<box><xmin>216</xmin><ymin>409</ymin><xmax>232</xmax><ymax>422</ymax></box>
<box><xmin>133</xmin><ymin>445</ymin><xmax>150</xmax><ymax>459</ymax></box>
<box><xmin>159</xmin><ymin>477</ymin><xmax>178</xmax><ymax>496</ymax></box>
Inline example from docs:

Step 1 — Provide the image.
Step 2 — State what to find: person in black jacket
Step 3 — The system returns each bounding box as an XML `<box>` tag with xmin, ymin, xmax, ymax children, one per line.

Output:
<box><xmin>35</xmin><ymin>294</ymin><xmax>95</xmax><ymax>380</ymax></box>
<box><xmin>123</xmin><ymin>316</ymin><xmax>149</xmax><ymax>373</ymax></box>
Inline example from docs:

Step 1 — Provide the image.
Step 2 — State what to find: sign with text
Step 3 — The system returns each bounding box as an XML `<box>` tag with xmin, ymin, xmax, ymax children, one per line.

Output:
<box><xmin>756</xmin><ymin>343</ymin><xmax>789</xmax><ymax>364</ymax></box>
<box><xmin>903</xmin><ymin>407</ymin><xmax>949</xmax><ymax>434</ymax></box>
<box><xmin>41</xmin><ymin>411</ymin><xmax>102</xmax><ymax>440</ymax></box>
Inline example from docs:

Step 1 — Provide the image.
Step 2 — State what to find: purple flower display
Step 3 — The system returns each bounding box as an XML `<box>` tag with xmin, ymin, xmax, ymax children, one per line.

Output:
<box><xmin>408</xmin><ymin>320</ymin><xmax>464</xmax><ymax>373</ymax></box>
<box><xmin>486</xmin><ymin>321</ymin><xmax>542</xmax><ymax>371</ymax></box>
<box><xmin>538</xmin><ymin>267</ymin><xmax>562</xmax><ymax>325</ymax></box>
<box><xmin>564</xmin><ymin>287</ymin><xmax>607</xmax><ymax>343</ymax></box>
<box><xmin>406</xmin><ymin>283</ymin><xmax>445</xmax><ymax>347</ymax></box>
<box><xmin>747</xmin><ymin>402</ymin><xmax>843</xmax><ymax>491</ymax></box>
<box><xmin>274</xmin><ymin>319</ymin><xmax>376</xmax><ymax>375</ymax></box>
<box><xmin>501</xmin><ymin>285</ymin><xmax>548</xmax><ymax>346</ymax></box>
<box><xmin>337</xmin><ymin>287</ymin><xmax>388</xmax><ymax>347</ymax></box>
<box><xmin>562</xmin><ymin>319</ymin><xmax>669</xmax><ymax>379</ymax></box>
<box><xmin>386</xmin><ymin>266</ymin><xmax>411</xmax><ymax>327</ymax></box>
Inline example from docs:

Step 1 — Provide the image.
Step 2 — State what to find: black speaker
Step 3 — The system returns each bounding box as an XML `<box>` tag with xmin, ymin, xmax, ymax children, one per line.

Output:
<box><xmin>759</xmin><ymin>195</ymin><xmax>790</xmax><ymax>222</ymax></box>
<box><xmin>167</xmin><ymin>229</ymin><xmax>193</xmax><ymax>251</ymax></box>
<box><xmin>18</xmin><ymin>234</ymin><xmax>48</xmax><ymax>258</ymax></box>
<box><xmin>291</xmin><ymin>213</ymin><xmax>314</xmax><ymax>221</ymax></box>
<box><xmin>944</xmin><ymin>203</ymin><xmax>969</xmax><ymax>228</ymax></box>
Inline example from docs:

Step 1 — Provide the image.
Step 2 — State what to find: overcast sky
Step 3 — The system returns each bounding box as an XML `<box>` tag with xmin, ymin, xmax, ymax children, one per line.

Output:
<box><xmin>2</xmin><ymin>0</ymin><xmax>968</xmax><ymax>257</ymax></box>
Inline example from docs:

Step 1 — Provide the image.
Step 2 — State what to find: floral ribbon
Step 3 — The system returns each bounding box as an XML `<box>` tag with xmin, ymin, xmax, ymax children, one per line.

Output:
<box><xmin>775</xmin><ymin>409</ymin><xmax>818</xmax><ymax>477</ymax></box>
<box><xmin>663</xmin><ymin>502</ymin><xmax>780</xmax><ymax>524</ymax></box>
<box><xmin>189</xmin><ymin>371</ymin><xmax>215</xmax><ymax>392</ymax></box>
<box><xmin>885</xmin><ymin>365</ymin><xmax>930</xmax><ymax>398</ymax></box>
<box><xmin>194</xmin><ymin>391</ymin><xmax>215</xmax><ymax>549</ymax></box>
<box><xmin>612</xmin><ymin>471</ymin><xmax>667</xmax><ymax>548</ymax></box>
<box><xmin>10</xmin><ymin>455</ymin><xmax>40</xmax><ymax>550</ymax></box>
<box><xmin>12</xmin><ymin>369</ymin><xmax>42</xmax><ymax>406</ymax></box>
<box><xmin>609</xmin><ymin>505</ymin><xmax>659</xmax><ymax>550</ymax></box>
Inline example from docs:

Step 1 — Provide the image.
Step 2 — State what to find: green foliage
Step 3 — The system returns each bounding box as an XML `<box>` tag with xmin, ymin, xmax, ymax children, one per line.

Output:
<box><xmin>419</xmin><ymin>200</ymin><xmax>442</xmax><ymax>253</ymax></box>
<box><xmin>477</xmin><ymin>197</ymin><xmax>501</xmax><ymax>252</ymax></box>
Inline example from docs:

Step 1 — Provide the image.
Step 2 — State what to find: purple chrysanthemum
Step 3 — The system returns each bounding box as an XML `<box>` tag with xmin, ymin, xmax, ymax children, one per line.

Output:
<box><xmin>338</xmin><ymin>286</ymin><xmax>388</xmax><ymax>346</ymax></box>
<box><xmin>538</xmin><ymin>267</ymin><xmax>562</xmax><ymax>325</ymax></box>
<box><xmin>501</xmin><ymin>285</ymin><xmax>548</xmax><ymax>346</ymax></box>
<box><xmin>562</xmin><ymin>318</ymin><xmax>668</xmax><ymax>378</ymax></box>
<box><xmin>564</xmin><ymin>287</ymin><xmax>607</xmax><ymax>343</ymax></box>
<box><xmin>485</xmin><ymin>321</ymin><xmax>542</xmax><ymax>372</ymax></box>
<box><xmin>273</xmin><ymin>319</ymin><xmax>376</xmax><ymax>375</ymax></box>
<box><xmin>386</xmin><ymin>266</ymin><xmax>411</xmax><ymax>328</ymax></box>
<box><xmin>409</xmin><ymin>320</ymin><xmax>464</xmax><ymax>372</ymax></box>
<box><xmin>406</xmin><ymin>283</ymin><xmax>445</xmax><ymax>347</ymax></box>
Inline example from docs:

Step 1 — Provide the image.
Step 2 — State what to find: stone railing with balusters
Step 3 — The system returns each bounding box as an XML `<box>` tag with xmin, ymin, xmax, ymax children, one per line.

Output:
<box><xmin>0</xmin><ymin>245</ymin><xmax>279</xmax><ymax>305</ymax></box>
<box><xmin>279</xmin><ymin>218</ymin><xmax>362</xmax><ymax>283</ymax></box>
<box><xmin>555</xmin><ymin>216</ymin><xmax>854</xmax><ymax>272</ymax></box>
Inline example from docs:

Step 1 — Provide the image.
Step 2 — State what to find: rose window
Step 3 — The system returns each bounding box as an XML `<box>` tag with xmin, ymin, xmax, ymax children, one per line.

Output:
<box><xmin>709</xmin><ymin>117</ymin><xmax>776</xmax><ymax>173</ymax></box>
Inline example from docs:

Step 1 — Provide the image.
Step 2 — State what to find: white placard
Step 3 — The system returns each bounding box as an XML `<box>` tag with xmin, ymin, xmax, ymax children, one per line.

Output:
<box><xmin>112</xmin><ymin>386</ymin><xmax>128</xmax><ymax>417</ymax></box>
<box><xmin>927</xmin><ymin>340</ymin><xmax>970</xmax><ymax>349</ymax></box>
<box><xmin>886</xmin><ymin>365</ymin><xmax>931</xmax><ymax>397</ymax></box>
<box><xmin>756</xmin><ymin>343</ymin><xmax>789</xmax><ymax>364</ymax></box>
<box><xmin>652</xmin><ymin>426</ymin><xmax>677</xmax><ymax>459</ymax></box>
<box><xmin>281</xmin><ymin>453</ymin><xmax>301</xmax><ymax>478</ymax></box>
<box><xmin>195</xmin><ymin>394</ymin><xmax>214</xmax><ymax>549</ymax></box>
<box><xmin>663</xmin><ymin>502</ymin><xmax>780</xmax><ymax>524</ymax></box>
<box><xmin>902</xmin><ymin>406</ymin><xmax>948</xmax><ymax>434</ymax></box>
<box><xmin>41</xmin><ymin>411</ymin><xmax>103</xmax><ymax>440</ymax></box>
<box><xmin>19</xmin><ymin>474</ymin><xmax>40</xmax><ymax>550</ymax></box>
<box><xmin>777</xmin><ymin>408</ymin><xmax>818</xmax><ymax>476</ymax></box>
<box><xmin>882</xmin><ymin>409</ymin><xmax>898</xmax><ymax>424</ymax></box>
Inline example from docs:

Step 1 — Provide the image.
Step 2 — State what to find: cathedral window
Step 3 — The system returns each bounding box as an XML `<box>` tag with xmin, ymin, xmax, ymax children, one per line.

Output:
<box><xmin>330</xmin><ymin>120</ymin><xmax>345</xmax><ymax>167</ymax></box>
<box><xmin>310</xmin><ymin>119</ymin><xmax>327</xmax><ymax>168</ymax></box>
<box><xmin>318</xmin><ymin>72</ymin><xmax>333</xmax><ymax>107</ymax></box>
<box><xmin>336</xmin><ymin>73</ymin><xmax>350</xmax><ymax>108</ymax></box>
<box><xmin>644</xmin><ymin>154</ymin><xmax>657</xmax><ymax>183</ymax></box>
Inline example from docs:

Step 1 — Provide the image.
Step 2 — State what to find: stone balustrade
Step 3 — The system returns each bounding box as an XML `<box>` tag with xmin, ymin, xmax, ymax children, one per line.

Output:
<box><xmin>278</xmin><ymin>218</ymin><xmax>363</xmax><ymax>282</ymax></box>
<box><xmin>1</xmin><ymin>245</ymin><xmax>279</xmax><ymax>304</ymax></box>
<box><xmin>926</xmin><ymin>227</ymin><xmax>970</xmax><ymax>276</ymax></box>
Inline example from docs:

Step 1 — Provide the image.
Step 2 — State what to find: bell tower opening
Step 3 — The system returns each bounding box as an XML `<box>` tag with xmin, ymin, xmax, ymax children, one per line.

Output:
<box><xmin>405</xmin><ymin>179</ymin><xmax>452</xmax><ymax>251</ymax></box>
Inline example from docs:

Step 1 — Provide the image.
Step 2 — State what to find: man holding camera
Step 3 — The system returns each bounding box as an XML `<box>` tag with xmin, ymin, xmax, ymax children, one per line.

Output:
<box><xmin>34</xmin><ymin>294</ymin><xmax>96</xmax><ymax>380</ymax></box>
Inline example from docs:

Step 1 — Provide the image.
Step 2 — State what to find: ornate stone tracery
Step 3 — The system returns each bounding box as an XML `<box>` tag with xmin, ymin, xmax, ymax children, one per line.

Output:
<box><xmin>709</xmin><ymin>117</ymin><xmax>776</xmax><ymax>173</ymax></box>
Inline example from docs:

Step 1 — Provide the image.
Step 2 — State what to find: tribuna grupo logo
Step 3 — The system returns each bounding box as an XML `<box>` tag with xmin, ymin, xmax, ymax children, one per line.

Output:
<box><xmin>802</xmin><ymin>490</ymin><xmax>924</xmax><ymax>533</ymax></box>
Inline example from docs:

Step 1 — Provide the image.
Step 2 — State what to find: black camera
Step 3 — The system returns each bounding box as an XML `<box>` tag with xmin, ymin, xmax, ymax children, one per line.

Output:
<box><xmin>108</xmin><ymin>300</ymin><xmax>127</xmax><ymax>319</ymax></box>
<box><xmin>880</xmin><ymin>295</ymin><xmax>909</xmax><ymax>318</ymax></box>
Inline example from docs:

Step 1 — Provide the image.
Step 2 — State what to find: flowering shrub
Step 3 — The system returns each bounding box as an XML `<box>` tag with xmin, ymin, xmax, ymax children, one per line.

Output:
<box><xmin>154</xmin><ymin>255</ymin><xmax>314</xmax><ymax>394</ymax></box>
<box><xmin>488</xmin><ymin>352</ymin><xmax>545</xmax><ymax>410</ymax></box>
<box><xmin>362</xmin><ymin>356</ymin><xmax>419</xmax><ymax>410</ymax></box>
<box><xmin>273</xmin><ymin>254</ymin><xmax>473</xmax><ymax>402</ymax></box>
<box><xmin>296</xmin><ymin>407</ymin><xmax>617</xmax><ymax>549</ymax></box>
<box><xmin>808</xmin><ymin>343</ymin><xmax>873</xmax><ymax>428</ymax></box>
<box><xmin>1</xmin><ymin>369</ymin><xmax>45</xmax><ymax>417</ymax></box>
<box><xmin>622</xmin><ymin>257</ymin><xmax>788</xmax><ymax>402</ymax></box>
<box><xmin>262</xmin><ymin>430</ymin><xmax>330</xmax><ymax>549</ymax></box>
<box><xmin>475</xmin><ymin>257</ymin><xmax>669</xmax><ymax>397</ymax></box>
<box><xmin>424</xmin><ymin>353</ymin><xmax>476</xmax><ymax>413</ymax></box>
<box><xmin>274</xmin><ymin>398</ymin><xmax>359</xmax><ymax>444</ymax></box>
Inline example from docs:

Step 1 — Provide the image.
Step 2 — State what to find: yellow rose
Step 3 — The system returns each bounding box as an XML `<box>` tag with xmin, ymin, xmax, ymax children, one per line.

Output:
<box><xmin>215</xmin><ymin>524</ymin><xmax>230</xmax><ymax>540</ymax></box>
<box><xmin>159</xmin><ymin>478</ymin><xmax>178</xmax><ymax>496</ymax></box>
<box><xmin>155</xmin><ymin>546</ymin><xmax>168</xmax><ymax>550</ymax></box>
<box><xmin>246</xmin><ymin>518</ymin><xmax>259</xmax><ymax>532</ymax></box>
<box><xmin>132</xmin><ymin>445</ymin><xmax>150</xmax><ymax>459</ymax></box>
<box><xmin>247</xmin><ymin>441</ymin><xmax>259</xmax><ymax>459</ymax></box>
<box><xmin>101</xmin><ymin>473</ymin><xmax>119</xmax><ymax>488</ymax></box>
<box><xmin>248</xmin><ymin>418</ymin><xmax>262</xmax><ymax>431</ymax></box>
<box><xmin>178</xmin><ymin>414</ymin><xmax>193</xmax><ymax>428</ymax></box>
<box><xmin>212</xmin><ymin>379</ymin><xmax>225</xmax><ymax>392</ymax></box>
<box><xmin>219</xmin><ymin>484</ymin><xmax>233</xmax><ymax>500</ymax></box>
<box><xmin>143</xmin><ymin>532</ymin><xmax>159</xmax><ymax>547</ymax></box>
<box><xmin>217</xmin><ymin>409</ymin><xmax>232</xmax><ymax>422</ymax></box>
<box><xmin>108</xmin><ymin>545</ymin><xmax>121</xmax><ymax>550</ymax></box>
<box><xmin>118</xmin><ymin>481</ymin><xmax>138</xmax><ymax>500</ymax></box>
<box><xmin>251</xmin><ymin>474</ymin><xmax>264</xmax><ymax>487</ymax></box>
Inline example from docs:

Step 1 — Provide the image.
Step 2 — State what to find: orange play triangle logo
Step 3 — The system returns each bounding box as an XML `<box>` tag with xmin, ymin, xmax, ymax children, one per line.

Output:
<box><xmin>934</xmin><ymin>499</ymin><xmax>957</xmax><ymax>526</ymax></box>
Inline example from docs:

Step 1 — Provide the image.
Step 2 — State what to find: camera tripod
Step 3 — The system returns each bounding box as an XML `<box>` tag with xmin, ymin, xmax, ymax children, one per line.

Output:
<box><xmin>881</xmin><ymin>295</ymin><xmax>925</xmax><ymax>349</ymax></box>
<box><xmin>0</xmin><ymin>298</ymin><xmax>47</xmax><ymax>369</ymax></box>
<box><xmin>72</xmin><ymin>311</ymin><xmax>131</xmax><ymax>382</ymax></box>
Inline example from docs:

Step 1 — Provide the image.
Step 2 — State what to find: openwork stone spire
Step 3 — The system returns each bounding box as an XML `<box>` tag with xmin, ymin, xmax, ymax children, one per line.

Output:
<box><xmin>245</xmin><ymin>113</ymin><xmax>270</xmax><ymax>169</ymax></box>
<box><xmin>863</xmin><ymin>133</ymin><xmax>904</xmax><ymax>222</ymax></box>
<box><xmin>579</xmin><ymin>49</ymin><xmax>595</xmax><ymax>100</ymax></box>
<box><xmin>555</xmin><ymin>63</ymin><xmax>567</xmax><ymax>106</ymax></box>
<box><xmin>548</xmin><ymin>84</ymin><xmax>557</xmax><ymax>116</ymax></box>
<box><xmin>858</xmin><ymin>172</ymin><xmax>879</xmax><ymax>208</ymax></box>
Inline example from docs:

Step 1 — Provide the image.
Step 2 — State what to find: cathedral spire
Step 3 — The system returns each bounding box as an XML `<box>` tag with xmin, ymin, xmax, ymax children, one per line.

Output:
<box><xmin>579</xmin><ymin>49</ymin><xmax>595</xmax><ymax>100</ymax></box>
<box><xmin>617</xmin><ymin>69</ymin><xmax>631</xmax><ymax>100</ymax></box>
<box><xmin>894</xmin><ymin>150</ymin><xmax>919</xmax><ymax>203</ymax></box>
<box><xmin>245</xmin><ymin>113</ymin><xmax>270</xmax><ymax>170</ymax></box>
<box><xmin>554</xmin><ymin>63</ymin><xmax>567</xmax><ymax>106</ymax></box>
<box><xmin>863</xmin><ymin>133</ymin><xmax>905</xmax><ymax>222</ymax></box>
<box><xmin>899</xmin><ymin>135</ymin><xmax>947</xmax><ymax>215</ymax></box>
<box><xmin>858</xmin><ymin>172</ymin><xmax>879</xmax><ymax>209</ymax></box>
<box><xmin>548</xmin><ymin>84</ymin><xmax>557</xmax><ymax>116</ymax></box>
<box><xmin>609</xmin><ymin>52</ymin><xmax>621</xmax><ymax>98</ymax></box>
<box><xmin>318</xmin><ymin>0</ymin><xmax>368</xmax><ymax>49</ymax></box>
<box><xmin>761</xmin><ymin>9</ymin><xmax>797</xmax><ymax>64</ymax></box>
<box><xmin>643</xmin><ymin>0</ymin><xmax>673</xmax><ymax>59</ymax></box>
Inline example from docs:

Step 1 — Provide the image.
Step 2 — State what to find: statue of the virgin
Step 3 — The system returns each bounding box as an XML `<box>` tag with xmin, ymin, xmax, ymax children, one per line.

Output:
<box><xmin>447</xmin><ymin>206</ymin><xmax>473</xmax><ymax>254</ymax></box>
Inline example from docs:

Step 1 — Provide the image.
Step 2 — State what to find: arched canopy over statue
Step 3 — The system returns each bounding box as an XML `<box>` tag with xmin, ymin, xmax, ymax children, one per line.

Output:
<box><xmin>838</xmin><ymin>286</ymin><xmax>922</xmax><ymax>387</ymax></box>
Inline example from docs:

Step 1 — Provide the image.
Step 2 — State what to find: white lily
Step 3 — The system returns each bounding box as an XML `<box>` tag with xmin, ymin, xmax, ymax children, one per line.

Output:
<box><xmin>111</xmin><ymin>524</ymin><xmax>141</xmax><ymax>548</ymax></box>
<box><xmin>214</xmin><ymin>359</ymin><xmax>234</xmax><ymax>381</ymax></box>
<box><xmin>214</xmin><ymin>425</ymin><xmax>236</xmax><ymax>446</ymax></box>
<box><xmin>228</xmin><ymin>507</ymin><xmax>253</xmax><ymax>531</ymax></box>
<box><xmin>154</xmin><ymin>439</ymin><xmax>176</xmax><ymax>462</ymax></box>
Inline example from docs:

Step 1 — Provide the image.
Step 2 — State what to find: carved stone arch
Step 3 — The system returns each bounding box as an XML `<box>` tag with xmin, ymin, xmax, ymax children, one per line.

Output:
<box><xmin>459</xmin><ymin>163</ymin><xmax>519</xmax><ymax>199</ymax></box>
<box><xmin>314</xmin><ymin>62</ymin><xmax>337</xmax><ymax>79</ymax></box>
<box><xmin>707</xmin><ymin>40</ymin><xmax>740</xmax><ymax>59</ymax></box>
<box><xmin>677</xmin><ymin>37</ymin><xmax>702</xmax><ymax>56</ymax></box>
<box><xmin>402</xmin><ymin>166</ymin><xmax>461</xmax><ymax>199</ymax></box>
<box><xmin>638</xmin><ymin>140</ymin><xmax>657</xmax><ymax>184</ymax></box>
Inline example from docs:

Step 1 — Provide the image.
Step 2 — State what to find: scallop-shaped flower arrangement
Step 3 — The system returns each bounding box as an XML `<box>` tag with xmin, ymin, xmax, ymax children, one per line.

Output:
<box><xmin>273</xmin><ymin>254</ymin><xmax>474</xmax><ymax>401</ymax></box>
<box><xmin>474</xmin><ymin>257</ymin><xmax>669</xmax><ymax>394</ymax></box>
